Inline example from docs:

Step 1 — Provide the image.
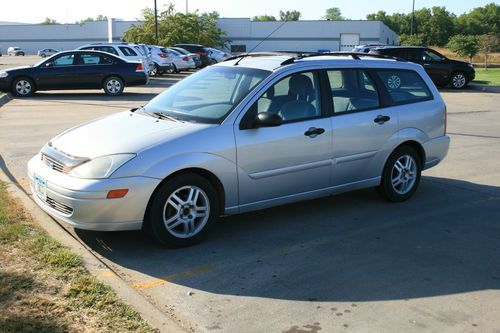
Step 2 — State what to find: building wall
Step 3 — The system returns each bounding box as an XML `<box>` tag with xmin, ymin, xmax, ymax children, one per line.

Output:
<box><xmin>0</xmin><ymin>18</ymin><xmax>397</xmax><ymax>55</ymax></box>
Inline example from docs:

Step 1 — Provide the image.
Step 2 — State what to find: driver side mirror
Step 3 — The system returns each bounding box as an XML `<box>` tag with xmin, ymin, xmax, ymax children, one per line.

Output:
<box><xmin>44</xmin><ymin>62</ymin><xmax>54</xmax><ymax>68</ymax></box>
<box><xmin>253</xmin><ymin>112</ymin><xmax>283</xmax><ymax>128</ymax></box>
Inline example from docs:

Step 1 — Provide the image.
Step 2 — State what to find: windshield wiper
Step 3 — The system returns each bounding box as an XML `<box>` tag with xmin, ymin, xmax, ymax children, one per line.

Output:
<box><xmin>151</xmin><ymin>112</ymin><xmax>183</xmax><ymax>122</ymax></box>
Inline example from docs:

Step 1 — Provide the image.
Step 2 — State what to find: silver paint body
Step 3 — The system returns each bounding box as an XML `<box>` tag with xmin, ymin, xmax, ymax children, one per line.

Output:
<box><xmin>27</xmin><ymin>55</ymin><xmax>450</xmax><ymax>231</ymax></box>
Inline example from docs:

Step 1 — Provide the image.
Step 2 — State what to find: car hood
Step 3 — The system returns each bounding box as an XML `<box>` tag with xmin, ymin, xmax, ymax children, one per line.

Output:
<box><xmin>4</xmin><ymin>66</ymin><xmax>31</xmax><ymax>73</ymax></box>
<box><xmin>448</xmin><ymin>59</ymin><xmax>471</xmax><ymax>66</ymax></box>
<box><xmin>49</xmin><ymin>111</ymin><xmax>210</xmax><ymax>159</ymax></box>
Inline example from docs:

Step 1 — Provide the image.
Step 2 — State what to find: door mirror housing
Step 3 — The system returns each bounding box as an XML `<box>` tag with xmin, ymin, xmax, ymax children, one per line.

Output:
<box><xmin>253</xmin><ymin>112</ymin><xmax>283</xmax><ymax>128</ymax></box>
<box><xmin>44</xmin><ymin>62</ymin><xmax>53</xmax><ymax>68</ymax></box>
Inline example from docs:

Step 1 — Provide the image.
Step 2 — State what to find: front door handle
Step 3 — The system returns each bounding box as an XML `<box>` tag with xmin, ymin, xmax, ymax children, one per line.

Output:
<box><xmin>304</xmin><ymin>127</ymin><xmax>325</xmax><ymax>138</ymax></box>
<box><xmin>374</xmin><ymin>115</ymin><xmax>391</xmax><ymax>124</ymax></box>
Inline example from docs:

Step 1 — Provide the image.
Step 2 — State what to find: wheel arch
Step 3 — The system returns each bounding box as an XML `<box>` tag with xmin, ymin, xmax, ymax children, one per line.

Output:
<box><xmin>102</xmin><ymin>74</ymin><xmax>125</xmax><ymax>86</ymax></box>
<box><xmin>391</xmin><ymin>140</ymin><xmax>426</xmax><ymax>169</ymax></box>
<box><xmin>11</xmin><ymin>75</ymin><xmax>37</xmax><ymax>91</ymax></box>
<box><xmin>142</xmin><ymin>167</ymin><xmax>226</xmax><ymax>229</ymax></box>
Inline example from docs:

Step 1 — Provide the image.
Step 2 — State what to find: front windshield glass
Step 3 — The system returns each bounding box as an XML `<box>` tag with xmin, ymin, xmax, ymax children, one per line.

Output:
<box><xmin>144</xmin><ymin>66</ymin><xmax>271</xmax><ymax>123</ymax></box>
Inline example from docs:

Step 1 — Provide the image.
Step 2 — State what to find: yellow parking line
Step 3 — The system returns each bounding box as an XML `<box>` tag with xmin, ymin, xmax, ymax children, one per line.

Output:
<box><xmin>97</xmin><ymin>269</ymin><xmax>117</xmax><ymax>277</ymax></box>
<box><xmin>132</xmin><ymin>264</ymin><xmax>218</xmax><ymax>289</ymax></box>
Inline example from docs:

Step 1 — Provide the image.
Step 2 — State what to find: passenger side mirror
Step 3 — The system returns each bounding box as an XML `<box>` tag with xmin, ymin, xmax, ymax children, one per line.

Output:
<box><xmin>253</xmin><ymin>112</ymin><xmax>283</xmax><ymax>128</ymax></box>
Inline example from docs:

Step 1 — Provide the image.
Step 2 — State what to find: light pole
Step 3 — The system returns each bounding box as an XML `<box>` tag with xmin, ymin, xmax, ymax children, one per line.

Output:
<box><xmin>186</xmin><ymin>0</ymin><xmax>188</xmax><ymax>14</ymax></box>
<box><xmin>154</xmin><ymin>0</ymin><xmax>159</xmax><ymax>44</ymax></box>
<box><xmin>410</xmin><ymin>0</ymin><xmax>415</xmax><ymax>35</ymax></box>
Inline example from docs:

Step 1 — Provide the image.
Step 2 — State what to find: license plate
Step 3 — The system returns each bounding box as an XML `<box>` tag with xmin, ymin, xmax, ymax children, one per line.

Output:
<box><xmin>34</xmin><ymin>175</ymin><xmax>47</xmax><ymax>201</ymax></box>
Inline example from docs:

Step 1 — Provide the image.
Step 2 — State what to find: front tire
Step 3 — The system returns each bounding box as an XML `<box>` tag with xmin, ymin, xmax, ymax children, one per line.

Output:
<box><xmin>377</xmin><ymin>146</ymin><xmax>421</xmax><ymax>202</ymax></box>
<box><xmin>147</xmin><ymin>173</ymin><xmax>219</xmax><ymax>247</ymax></box>
<box><xmin>166</xmin><ymin>64</ymin><xmax>177</xmax><ymax>74</ymax></box>
<box><xmin>12</xmin><ymin>77</ymin><xmax>35</xmax><ymax>97</ymax></box>
<box><xmin>103</xmin><ymin>76</ymin><xmax>124</xmax><ymax>96</ymax></box>
<box><xmin>450</xmin><ymin>71</ymin><xmax>468</xmax><ymax>89</ymax></box>
<box><xmin>150</xmin><ymin>64</ymin><xmax>160</xmax><ymax>76</ymax></box>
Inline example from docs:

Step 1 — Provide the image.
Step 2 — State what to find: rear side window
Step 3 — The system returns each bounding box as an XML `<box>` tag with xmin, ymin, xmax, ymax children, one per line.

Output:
<box><xmin>95</xmin><ymin>46</ymin><xmax>119</xmax><ymax>56</ymax></box>
<box><xmin>119</xmin><ymin>47</ymin><xmax>138</xmax><ymax>56</ymax></box>
<box><xmin>327</xmin><ymin>69</ymin><xmax>380</xmax><ymax>113</ymax></box>
<box><xmin>376</xmin><ymin>70</ymin><xmax>432</xmax><ymax>103</ymax></box>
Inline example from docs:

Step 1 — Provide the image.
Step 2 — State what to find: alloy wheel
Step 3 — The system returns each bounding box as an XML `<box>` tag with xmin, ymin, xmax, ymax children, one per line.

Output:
<box><xmin>163</xmin><ymin>185</ymin><xmax>210</xmax><ymax>239</ymax></box>
<box><xmin>391</xmin><ymin>154</ymin><xmax>417</xmax><ymax>195</ymax></box>
<box><xmin>387</xmin><ymin>75</ymin><xmax>401</xmax><ymax>89</ymax></box>
<box><xmin>106</xmin><ymin>79</ymin><xmax>121</xmax><ymax>94</ymax></box>
<box><xmin>452</xmin><ymin>73</ymin><xmax>466</xmax><ymax>88</ymax></box>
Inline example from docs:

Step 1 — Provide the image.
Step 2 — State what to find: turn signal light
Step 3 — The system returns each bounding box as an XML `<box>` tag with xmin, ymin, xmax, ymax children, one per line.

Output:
<box><xmin>107</xmin><ymin>189</ymin><xmax>129</xmax><ymax>199</ymax></box>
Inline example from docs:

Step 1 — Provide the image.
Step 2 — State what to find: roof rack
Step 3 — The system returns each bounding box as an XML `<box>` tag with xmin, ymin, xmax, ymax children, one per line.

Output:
<box><xmin>224</xmin><ymin>51</ymin><xmax>407</xmax><ymax>67</ymax></box>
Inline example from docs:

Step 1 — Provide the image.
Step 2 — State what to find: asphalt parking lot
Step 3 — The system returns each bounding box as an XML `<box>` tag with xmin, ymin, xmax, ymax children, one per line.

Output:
<box><xmin>1</xmin><ymin>56</ymin><xmax>500</xmax><ymax>332</ymax></box>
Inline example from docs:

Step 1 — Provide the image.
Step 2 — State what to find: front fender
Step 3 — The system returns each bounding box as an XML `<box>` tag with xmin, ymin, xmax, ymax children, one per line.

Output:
<box><xmin>114</xmin><ymin>152</ymin><xmax>239</xmax><ymax>210</ymax></box>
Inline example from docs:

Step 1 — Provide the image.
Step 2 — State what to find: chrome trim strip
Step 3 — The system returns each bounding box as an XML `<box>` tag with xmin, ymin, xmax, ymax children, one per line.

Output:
<box><xmin>248</xmin><ymin>159</ymin><xmax>332</xmax><ymax>179</ymax></box>
<box><xmin>42</xmin><ymin>144</ymin><xmax>89</xmax><ymax>168</ymax></box>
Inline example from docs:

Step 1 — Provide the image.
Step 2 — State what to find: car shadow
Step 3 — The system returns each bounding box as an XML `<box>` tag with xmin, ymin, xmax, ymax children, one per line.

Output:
<box><xmin>21</xmin><ymin>92</ymin><xmax>158</xmax><ymax>103</ymax></box>
<box><xmin>75</xmin><ymin>176</ymin><xmax>500</xmax><ymax>302</ymax></box>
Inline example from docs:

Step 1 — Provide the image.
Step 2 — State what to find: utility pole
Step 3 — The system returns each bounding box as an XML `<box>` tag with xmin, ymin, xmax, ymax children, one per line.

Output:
<box><xmin>186</xmin><ymin>0</ymin><xmax>189</xmax><ymax>14</ymax></box>
<box><xmin>154</xmin><ymin>0</ymin><xmax>159</xmax><ymax>44</ymax></box>
<box><xmin>410</xmin><ymin>0</ymin><xmax>415</xmax><ymax>35</ymax></box>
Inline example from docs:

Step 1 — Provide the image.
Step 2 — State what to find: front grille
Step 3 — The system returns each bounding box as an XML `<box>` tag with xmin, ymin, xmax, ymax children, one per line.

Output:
<box><xmin>41</xmin><ymin>153</ymin><xmax>71</xmax><ymax>174</ymax></box>
<box><xmin>45</xmin><ymin>196</ymin><xmax>73</xmax><ymax>215</ymax></box>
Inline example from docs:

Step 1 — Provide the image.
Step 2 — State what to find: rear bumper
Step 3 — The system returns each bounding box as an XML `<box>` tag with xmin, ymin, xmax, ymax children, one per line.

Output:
<box><xmin>423</xmin><ymin>135</ymin><xmax>450</xmax><ymax>170</ymax></box>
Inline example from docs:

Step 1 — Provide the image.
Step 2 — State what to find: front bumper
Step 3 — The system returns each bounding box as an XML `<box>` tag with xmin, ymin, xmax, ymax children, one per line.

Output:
<box><xmin>0</xmin><ymin>78</ymin><xmax>10</xmax><ymax>91</ymax></box>
<box><xmin>27</xmin><ymin>154</ymin><xmax>161</xmax><ymax>231</ymax></box>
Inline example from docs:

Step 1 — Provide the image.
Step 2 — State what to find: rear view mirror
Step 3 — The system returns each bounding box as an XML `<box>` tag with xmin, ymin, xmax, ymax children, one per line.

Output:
<box><xmin>253</xmin><ymin>112</ymin><xmax>282</xmax><ymax>128</ymax></box>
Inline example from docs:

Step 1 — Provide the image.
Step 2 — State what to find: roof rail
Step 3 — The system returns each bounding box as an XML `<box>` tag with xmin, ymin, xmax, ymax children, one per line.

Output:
<box><xmin>224</xmin><ymin>52</ymin><xmax>295</xmax><ymax>63</ymax></box>
<box><xmin>297</xmin><ymin>52</ymin><xmax>406</xmax><ymax>61</ymax></box>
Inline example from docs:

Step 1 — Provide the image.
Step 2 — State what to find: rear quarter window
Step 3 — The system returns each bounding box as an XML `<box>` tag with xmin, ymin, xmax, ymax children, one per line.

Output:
<box><xmin>375</xmin><ymin>69</ymin><xmax>432</xmax><ymax>104</ymax></box>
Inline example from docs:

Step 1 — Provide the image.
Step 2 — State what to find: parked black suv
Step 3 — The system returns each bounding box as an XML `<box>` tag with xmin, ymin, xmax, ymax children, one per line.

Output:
<box><xmin>369</xmin><ymin>46</ymin><xmax>475</xmax><ymax>89</ymax></box>
<box><xmin>174</xmin><ymin>44</ymin><xmax>210</xmax><ymax>67</ymax></box>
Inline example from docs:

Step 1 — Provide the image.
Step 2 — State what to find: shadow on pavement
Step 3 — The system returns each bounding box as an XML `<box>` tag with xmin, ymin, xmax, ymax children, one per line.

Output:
<box><xmin>75</xmin><ymin>176</ymin><xmax>500</xmax><ymax>302</ymax></box>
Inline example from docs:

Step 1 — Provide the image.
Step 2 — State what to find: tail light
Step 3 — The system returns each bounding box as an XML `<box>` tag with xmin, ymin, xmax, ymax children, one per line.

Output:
<box><xmin>135</xmin><ymin>63</ymin><xmax>143</xmax><ymax>71</ymax></box>
<box><xmin>182</xmin><ymin>56</ymin><xmax>189</xmax><ymax>61</ymax></box>
<box><xmin>223</xmin><ymin>53</ymin><xmax>227</xmax><ymax>57</ymax></box>
<box><xmin>158</xmin><ymin>53</ymin><xmax>169</xmax><ymax>58</ymax></box>
<box><xmin>196</xmin><ymin>51</ymin><xmax>207</xmax><ymax>56</ymax></box>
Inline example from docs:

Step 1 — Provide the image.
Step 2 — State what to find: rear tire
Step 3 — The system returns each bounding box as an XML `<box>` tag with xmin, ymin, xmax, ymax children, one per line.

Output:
<box><xmin>450</xmin><ymin>71</ymin><xmax>468</xmax><ymax>89</ymax></box>
<box><xmin>377</xmin><ymin>146</ymin><xmax>422</xmax><ymax>202</ymax></box>
<box><xmin>12</xmin><ymin>77</ymin><xmax>35</xmax><ymax>97</ymax></box>
<box><xmin>166</xmin><ymin>64</ymin><xmax>177</xmax><ymax>74</ymax></box>
<box><xmin>150</xmin><ymin>64</ymin><xmax>160</xmax><ymax>76</ymax></box>
<box><xmin>103</xmin><ymin>76</ymin><xmax>124</xmax><ymax>96</ymax></box>
<box><xmin>146</xmin><ymin>173</ymin><xmax>219</xmax><ymax>248</ymax></box>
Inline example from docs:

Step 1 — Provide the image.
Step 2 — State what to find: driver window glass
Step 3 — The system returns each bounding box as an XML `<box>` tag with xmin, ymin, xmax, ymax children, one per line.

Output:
<box><xmin>251</xmin><ymin>71</ymin><xmax>322</xmax><ymax>122</ymax></box>
<box><xmin>51</xmin><ymin>54</ymin><xmax>75</xmax><ymax>66</ymax></box>
<box><xmin>422</xmin><ymin>50</ymin><xmax>442</xmax><ymax>62</ymax></box>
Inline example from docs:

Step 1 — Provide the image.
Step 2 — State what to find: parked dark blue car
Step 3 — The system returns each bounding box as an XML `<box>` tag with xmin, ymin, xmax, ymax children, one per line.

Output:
<box><xmin>0</xmin><ymin>50</ymin><xmax>148</xmax><ymax>96</ymax></box>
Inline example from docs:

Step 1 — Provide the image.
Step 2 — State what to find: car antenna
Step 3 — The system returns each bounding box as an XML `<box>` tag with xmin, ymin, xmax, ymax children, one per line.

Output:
<box><xmin>234</xmin><ymin>20</ymin><xmax>289</xmax><ymax>66</ymax></box>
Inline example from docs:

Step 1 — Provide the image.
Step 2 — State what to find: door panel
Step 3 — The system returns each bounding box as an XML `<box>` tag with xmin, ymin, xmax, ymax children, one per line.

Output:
<box><xmin>35</xmin><ymin>53</ymin><xmax>78</xmax><ymax>89</ymax></box>
<box><xmin>235</xmin><ymin>118</ymin><xmax>333</xmax><ymax>204</ymax></box>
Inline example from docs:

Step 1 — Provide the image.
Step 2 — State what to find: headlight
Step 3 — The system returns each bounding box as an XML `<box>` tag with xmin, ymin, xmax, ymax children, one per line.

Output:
<box><xmin>0</xmin><ymin>72</ymin><xmax>8</xmax><ymax>78</ymax></box>
<box><xmin>69</xmin><ymin>154</ymin><xmax>135</xmax><ymax>179</ymax></box>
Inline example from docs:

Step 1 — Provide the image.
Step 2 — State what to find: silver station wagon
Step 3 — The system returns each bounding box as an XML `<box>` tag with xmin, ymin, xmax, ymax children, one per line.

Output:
<box><xmin>28</xmin><ymin>53</ymin><xmax>450</xmax><ymax>247</ymax></box>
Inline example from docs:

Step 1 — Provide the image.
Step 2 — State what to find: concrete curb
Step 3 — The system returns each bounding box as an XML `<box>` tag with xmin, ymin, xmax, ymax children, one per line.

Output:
<box><xmin>0</xmin><ymin>92</ymin><xmax>13</xmax><ymax>107</ymax></box>
<box><xmin>469</xmin><ymin>83</ymin><xmax>500</xmax><ymax>93</ymax></box>
<box><xmin>0</xmin><ymin>170</ymin><xmax>187</xmax><ymax>333</ymax></box>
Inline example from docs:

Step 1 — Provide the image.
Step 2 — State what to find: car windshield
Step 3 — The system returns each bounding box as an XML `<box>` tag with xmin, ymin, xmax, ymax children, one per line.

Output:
<box><xmin>174</xmin><ymin>48</ymin><xmax>188</xmax><ymax>55</ymax></box>
<box><xmin>144</xmin><ymin>66</ymin><xmax>271</xmax><ymax>124</ymax></box>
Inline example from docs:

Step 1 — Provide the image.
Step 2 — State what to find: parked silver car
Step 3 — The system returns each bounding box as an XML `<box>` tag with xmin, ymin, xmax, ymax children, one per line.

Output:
<box><xmin>205</xmin><ymin>47</ymin><xmax>232</xmax><ymax>63</ymax></box>
<box><xmin>27</xmin><ymin>53</ymin><xmax>450</xmax><ymax>247</ymax></box>
<box><xmin>38</xmin><ymin>48</ymin><xmax>60</xmax><ymax>57</ymax></box>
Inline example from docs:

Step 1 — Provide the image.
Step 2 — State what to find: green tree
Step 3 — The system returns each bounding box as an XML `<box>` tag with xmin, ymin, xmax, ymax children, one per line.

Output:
<box><xmin>279</xmin><ymin>10</ymin><xmax>301</xmax><ymax>21</ymax></box>
<box><xmin>398</xmin><ymin>33</ymin><xmax>424</xmax><ymax>46</ymax></box>
<box><xmin>76</xmin><ymin>15</ymin><xmax>108</xmax><ymax>25</ymax></box>
<box><xmin>324</xmin><ymin>7</ymin><xmax>344</xmax><ymax>20</ymax></box>
<box><xmin>41</xmin><ymin>17</ymin><xmax>59</xmax><ymax>25</ymax></box>
<box><xmin>478</xmin><ymin>33</ymin><xmax>500</xmax><ymax>69</ymax></box>
<box><xmin>253</xmin><ymin>15</ymin><xmax>277</xmax><ymax>21</ymax></box>
<box><xmin>123</xmin><ymin>5</ymin><xmax>227</xmax><ymax>47</ymax></box>
<box><xmin>457</xmin><ymin>3</ymin><xmax>499</xmax><ymax>35</ymax></box>
<box><xmin>446</xmin><ymin>35</ymin><xmax>479</xmax><ymax>61</ymax></box>
<box><xmin>421</xmin><ymin>6</ymin><xmax>456</xmax><ymax>46</ymax></box>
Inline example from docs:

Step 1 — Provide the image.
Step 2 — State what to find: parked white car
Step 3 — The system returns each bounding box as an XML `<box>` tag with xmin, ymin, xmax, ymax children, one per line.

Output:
<box><xmin>77</xmin><ymin>43</ymin><xmax>153</xmax><ymax>74</ymax></box>
<box><xmin>164</xmin><ymin>48</ymin><xmax>196</xmax><ymax>73</ymax></box>
<box><xmin>38</xmin><ymin>48</ymin><xmax>60</xmax><ymax>57</ymax></box>
<box><xmin>206</xmin><ymin>47</ymin><xmax>231</xmax><ymax>63</ymax></box>
<box><xmin>169</xmin><ymin>47</ymin><xmax>202</xmax><ymax>68</ymax></box>
<box><xmin>8</xmin><ymin>46</ymin><xmax>25</xmax><ymax>56</ymax></box>
<box><xmin>147</xmin><ymin>45</ymin><xmax>175</xmax><ymax>76</ymax></box>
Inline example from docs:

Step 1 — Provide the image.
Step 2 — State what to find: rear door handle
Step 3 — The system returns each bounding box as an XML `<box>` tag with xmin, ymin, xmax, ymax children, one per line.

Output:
<box><xmin>304</xmin><ymin>127</ymin><xmax>325</xmax><ymax>138</ymax></box>
<box><xmin>374</xmin><ymin>115</ymin><xmax>390</xmax><ymax>124</ymax></box>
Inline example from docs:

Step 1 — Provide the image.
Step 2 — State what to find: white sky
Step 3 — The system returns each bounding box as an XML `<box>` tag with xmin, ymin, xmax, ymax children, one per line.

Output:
<box><xmin>0</xmin><ymin>0</ymin><xmax>495</xmax><ymax>24</ymax></box>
